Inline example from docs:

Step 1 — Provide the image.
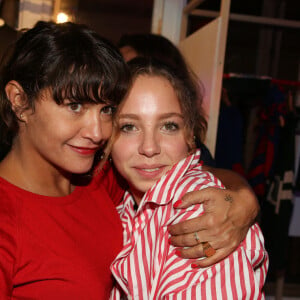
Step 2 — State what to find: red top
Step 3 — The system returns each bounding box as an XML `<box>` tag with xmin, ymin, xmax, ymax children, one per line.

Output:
<box><xmin>0</xmin><ymin>164</ymin><xmax>124</xmax><ymax>299</ymax></box>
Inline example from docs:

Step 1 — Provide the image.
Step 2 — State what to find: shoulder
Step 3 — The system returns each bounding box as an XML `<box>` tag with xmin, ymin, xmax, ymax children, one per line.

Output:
<box><xmin>0</xmin><ymin>178</ymin><xmax>19</xmax><ymax>277</ymax></box>
<box><xmin>0</xmin><ymin>177</ymin><xmax>20</xmax><ymax>215</ymax></box>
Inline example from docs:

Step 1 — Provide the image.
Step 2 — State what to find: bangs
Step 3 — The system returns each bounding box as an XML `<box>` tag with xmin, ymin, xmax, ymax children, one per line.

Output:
<box><xmin>51</xmin><ymin>61</ymin><xmax>128</xmax><ymax>106</ymax></box>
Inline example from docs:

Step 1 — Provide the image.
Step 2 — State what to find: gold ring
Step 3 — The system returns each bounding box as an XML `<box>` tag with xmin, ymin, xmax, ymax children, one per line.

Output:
<box><xmin>202</xmin><ymin>242</ymin><xmax>216</xmax><ymax>257</ymax></box>
<box><xmin>194</xmin><ymin>232</ymin><xmax>200</xmax><ymax>243</ymax></box>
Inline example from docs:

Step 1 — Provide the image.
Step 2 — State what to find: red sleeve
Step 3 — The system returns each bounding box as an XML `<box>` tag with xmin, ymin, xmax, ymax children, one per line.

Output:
<box><xmin>95</xmin><ymin>162</ymin><xmax>126</xmax><ymax>206</ymax></box>
<box><xmin>0</xmin><ymin>193</ymin><xmax>17</xmax><ymax>297</ymax></box>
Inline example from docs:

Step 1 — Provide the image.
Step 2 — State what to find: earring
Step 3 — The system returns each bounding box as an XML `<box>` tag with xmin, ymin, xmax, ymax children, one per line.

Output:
<box><xmin>19</xmin><ymin>113</ymin><xmax>24</xmax><ymax>119</ymax></box>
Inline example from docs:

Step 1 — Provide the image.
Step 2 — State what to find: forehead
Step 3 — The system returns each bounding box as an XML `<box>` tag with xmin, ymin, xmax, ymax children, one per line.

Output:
<box><xmin>120</xmin><ymin>75</ymin><xmax>182</xmax><ymax>116</ymax></box>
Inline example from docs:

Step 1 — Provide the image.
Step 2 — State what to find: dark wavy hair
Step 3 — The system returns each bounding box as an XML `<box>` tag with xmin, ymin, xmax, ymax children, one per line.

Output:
<box><xmin>0</xmin><ymin>21</ymin><xmax>130</xmax><ymax>158</ymax></box>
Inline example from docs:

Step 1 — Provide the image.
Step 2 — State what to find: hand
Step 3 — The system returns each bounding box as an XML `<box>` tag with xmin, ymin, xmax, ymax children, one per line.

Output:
<box><xmin>168</xmin><ymin>187</ymin><xmax>257</xmax><ymax>267</ymax></box>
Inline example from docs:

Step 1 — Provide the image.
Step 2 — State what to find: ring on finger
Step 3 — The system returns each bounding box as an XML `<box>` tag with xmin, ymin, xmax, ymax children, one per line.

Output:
<box><xmin>202</xmin><ymin>242</ymin><xmax>216</xmax><ymax>257</ymax></box>
<box><xmin>193</xmin><ymin>232</ymin><xmax>200</xmax><ymax>243</ymax></box>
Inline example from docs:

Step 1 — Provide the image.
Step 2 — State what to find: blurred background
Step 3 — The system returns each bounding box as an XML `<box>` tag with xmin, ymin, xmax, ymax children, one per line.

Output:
<box><xmin>1</xmin><ymin>0</ymin><xmax>300</xmax><ymax>80</ymax></box>
<box><xmin>1</xmin><ymin>1</ymin><xmax>300</xmax><ymax>299</ymax></box>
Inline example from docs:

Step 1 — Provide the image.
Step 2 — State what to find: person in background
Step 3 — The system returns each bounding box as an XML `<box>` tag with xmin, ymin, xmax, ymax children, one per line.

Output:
<box><xmin>118</xmin><ymin>33</ymin><xmax>260</xmax><ymax>266</ymax></box>
<box><xmin>108</xmin><ymin>57</ymin><xmax>268</xmax><ymax>299</ymax></box>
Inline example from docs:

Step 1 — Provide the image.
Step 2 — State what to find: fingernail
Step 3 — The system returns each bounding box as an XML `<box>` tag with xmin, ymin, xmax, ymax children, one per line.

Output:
<box><xmin>168</xmin><ymin>238</ymin><xmax>172</xmax><ymax>244</ymax></box>
<box><xmin>191</xmin><ymin>263</ymin><xmax>199</xmax><ymax>269</ymax></box>
<box><xmin>175</xmin><ymin>250</ymin><xmax>181</xmax><ymax>257</ymax></box>
<box><xmin>173</xmin><ymin>199</ymin><xmax>182</xmax><ymax>208</ymax></box>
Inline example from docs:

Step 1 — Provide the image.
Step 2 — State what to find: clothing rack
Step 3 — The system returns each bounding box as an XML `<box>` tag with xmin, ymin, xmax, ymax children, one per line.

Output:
<box><xmin>224</xmin><ymin>73</ymin><xmax>300</xmax><ymax>88</ymax></box>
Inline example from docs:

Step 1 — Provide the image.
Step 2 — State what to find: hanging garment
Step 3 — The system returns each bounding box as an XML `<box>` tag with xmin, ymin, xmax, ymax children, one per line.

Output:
<box><xmin>247</xmin><ymin>85</ymin><xmax>287</xmax><ymax>198</ymax></box>
<box><xmin>215</xmin><ymin>102</ymin><xmax>245</xmax><ymax>175</ymax></box>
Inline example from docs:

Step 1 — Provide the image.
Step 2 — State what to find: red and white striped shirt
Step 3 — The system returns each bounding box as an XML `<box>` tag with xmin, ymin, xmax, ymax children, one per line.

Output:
<box><xmin>110</xmin><ymin>151</ymin><xmax>269</xmax><ymax>299</ymax></box>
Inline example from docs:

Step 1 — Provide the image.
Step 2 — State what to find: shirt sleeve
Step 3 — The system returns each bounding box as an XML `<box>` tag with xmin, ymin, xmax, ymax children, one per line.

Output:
<box><xmin>155</xmin><ymin>225</ymin><xmax>269</xmax><ymax>300</ymax></box>
<box><xmin>0</xmin><ymin>195</ymin><xmax>18</xmax><ymax>297</ymax></box>
<box><xmin>161</xmin><ymin>224</ymin><xmax>268</xmax><ymax>300</ymax></box>
<box><xmin>160</xmin><ymin>173</ymin><xmax>268</xmax><ymax>299</ymax></box>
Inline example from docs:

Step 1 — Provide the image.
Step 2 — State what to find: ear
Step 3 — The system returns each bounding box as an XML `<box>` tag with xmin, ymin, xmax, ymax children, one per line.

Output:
<box><xmin>5</xmin><ymin>80</ymin><xmax>28</xmax><ymax>120</ymax></box>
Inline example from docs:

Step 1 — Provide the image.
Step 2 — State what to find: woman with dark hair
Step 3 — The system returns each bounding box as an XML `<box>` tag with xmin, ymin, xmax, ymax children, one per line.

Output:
<box><xmin>0</xmin><ymin>20</ymin><xmax>130</xmax><ymax>298</ymax></box>
<box><xmin>109</xmin><ymin>57</ymin><xmax>268</xmax><ymax>299</ymax></box>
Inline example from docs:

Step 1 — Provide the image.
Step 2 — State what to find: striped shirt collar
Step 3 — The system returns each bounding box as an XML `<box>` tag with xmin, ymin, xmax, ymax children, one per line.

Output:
<box><xmin>124</xmin><ymin>149</ymin><xmax>202</xmax><ymax>211</ymax></box>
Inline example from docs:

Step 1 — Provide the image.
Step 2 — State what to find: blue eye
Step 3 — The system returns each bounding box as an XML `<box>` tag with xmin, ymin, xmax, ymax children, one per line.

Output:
<box><xmin>163</xmin><ymin>122</ymin><xmax>179</xmax><ymax>131</ymax></box>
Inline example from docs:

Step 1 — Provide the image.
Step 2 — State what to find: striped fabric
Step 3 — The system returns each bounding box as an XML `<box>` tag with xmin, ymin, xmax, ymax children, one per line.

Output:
<box><xmin>110</xmin><ymin>150</ymin><xmax>269</xmax><ymax>299</ymax></box>
<box><xmin>18</xmin><ymin>0</ymin><xmax>53</xmax><ymax>30</ymax></box>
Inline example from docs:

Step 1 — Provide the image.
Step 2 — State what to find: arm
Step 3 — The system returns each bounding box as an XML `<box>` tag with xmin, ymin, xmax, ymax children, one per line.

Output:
<box><xmin>168</xmin><ymin>167</ymin><xmax>259</xmax><ymax>267</ymax></box>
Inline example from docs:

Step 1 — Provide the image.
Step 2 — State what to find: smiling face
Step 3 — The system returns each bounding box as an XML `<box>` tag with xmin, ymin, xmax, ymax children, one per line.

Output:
<box><xmin>20</xmin><ymin>88</ymin><xmax>114</xmax><ymax>175</ymax></box>
<box><xmin>111</xmin><ymin>75</ymin><xmax>191</xmax><ymax>203</ymax></box>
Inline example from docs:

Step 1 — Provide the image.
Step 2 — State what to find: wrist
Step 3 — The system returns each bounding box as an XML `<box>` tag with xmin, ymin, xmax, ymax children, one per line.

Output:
<box><xmin>227</xmin><ymin>187</ymin><xmax>259</xmax><ymax>229</ymax></box>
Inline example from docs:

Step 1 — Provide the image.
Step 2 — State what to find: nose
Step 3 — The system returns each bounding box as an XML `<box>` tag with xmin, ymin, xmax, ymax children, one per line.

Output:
<box><xmin>81</xmin><ymin>112</ymin><xmax>111</xmax><ymax>144</ymax></box>
<box><xmin>138</xmin><ymin>130</ymin><xmax>161</xmax><ymax>157</ymax></box>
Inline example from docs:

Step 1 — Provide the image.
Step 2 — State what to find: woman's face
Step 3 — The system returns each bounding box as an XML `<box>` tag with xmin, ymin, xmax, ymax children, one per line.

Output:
<box><xmin>111</xmin><ymin>75</ymin><xmax>190</xmax><ymax>203</ymax></box>
<box><xmin>20</xmin><ymin>88</ymin><xmax>114</xmax><ymax>174</ymax></box>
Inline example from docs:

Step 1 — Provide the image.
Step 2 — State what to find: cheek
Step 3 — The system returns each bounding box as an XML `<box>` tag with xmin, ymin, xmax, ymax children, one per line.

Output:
<box><xmin>111</xmin><ymin>137</ymin><xmax>133</xmax><ymax>169</ymax></box>
<box><xmin>102</xmin><ymin>121</ymin><xmax>113</xmax><ymax>139</ymax></box>
<box><xmin>164</xmin><ymin>137</ymin><xmax>189</xmax><ymax>160</ymax></box>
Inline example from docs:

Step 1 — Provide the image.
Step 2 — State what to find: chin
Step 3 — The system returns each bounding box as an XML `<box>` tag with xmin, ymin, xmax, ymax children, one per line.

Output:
<box><xmin>136</xmin><ymin>184</ymin><xmax>154</xmax><ymax>195</ymax></box>
<box><xmin>68</xmin><ymin>163</ymin><xmax>94</xmax><ymax>175</ymax></box>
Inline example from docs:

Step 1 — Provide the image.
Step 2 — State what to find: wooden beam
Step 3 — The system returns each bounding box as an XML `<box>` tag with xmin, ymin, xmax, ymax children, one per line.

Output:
<box><xmin>53</xmin><ymin>0</ymin><xmax>62</xmax><ymax>21</ymax></box>
<box><xmin>183</xmin><ymin>0</ymin><xmax>205</xmax><ymax>14</ymax></box>
<box><xmin>190</xmin><ymin>9</ymin><xmax>300</xmax><ymax>29</ymax></box>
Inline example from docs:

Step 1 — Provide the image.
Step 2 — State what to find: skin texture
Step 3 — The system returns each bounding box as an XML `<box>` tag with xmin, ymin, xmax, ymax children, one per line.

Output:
<box><xmin>0</xmin><ymin>83</ymin><xmax>114</xmax><ymax>196</ymax></box>
<box><xmin>111</xmin><ymin>75</ymin><xmax>190</xmax><ymax>204</ymax></box>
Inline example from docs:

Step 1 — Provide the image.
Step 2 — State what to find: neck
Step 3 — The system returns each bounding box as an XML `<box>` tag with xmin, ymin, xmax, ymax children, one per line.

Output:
<box><xmin>0</xmin><ymin>148</ymin><xmax>74</xmax><ymax>197</ymax></box>
<box><xmin>130</xmin><ymin>188</ymin><xmax>144</xmax><ymax>206</ymax></box>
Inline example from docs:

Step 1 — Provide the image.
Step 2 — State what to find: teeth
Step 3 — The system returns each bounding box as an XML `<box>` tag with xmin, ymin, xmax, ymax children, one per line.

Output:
<box><xmin>142</xmin><ymin>168</ymin><xmax>160</xmax><ymax>172</ymax></box>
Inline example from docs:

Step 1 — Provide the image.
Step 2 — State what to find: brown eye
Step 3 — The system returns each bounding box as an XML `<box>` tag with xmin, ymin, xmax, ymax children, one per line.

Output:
<box><xmin>68</xmin><ymin>103</ymin><xmax>82</xmax><ymax>112</ymax></box>
<box><xmin>163</xmin><ymin>122</ymin><xmax>179</xmax><ymax>131</ymax></box>
<box><xmin>101</xmin><ymin>105</ymin><xmax>115</xmax><ymax>115</ymax></box>
<box><xmin>120</xmin><ymin>123</ymin><xmax>136</xmax><ymax>132</ymax></box>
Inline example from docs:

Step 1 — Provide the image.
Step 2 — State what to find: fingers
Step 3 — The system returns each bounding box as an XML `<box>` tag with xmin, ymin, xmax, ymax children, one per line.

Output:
<box><xmin>174</xmin><ymin>188</ymin><xmax>216</xmax><ymax>208</ymax></box>
<box><xmin>192</xmin><ymin>248</ymin><xmax>234</xmax><ymax>268</ymax></box>
<box><xmin>169</xmin><ymin>227</ymin><xmax>213</xmax><ymax>247</ymax></box>
<box><xmin>168</xmin><ymin>216</ymin><xmax>206</xmax><ymax>236</ymax></box>
<box><xmin>168</xmin><ymin>211</ymin><xmax>224</xmax><ymax>239</ymax></box>
<box><xmin>175</xmin><ymin>241</ymin><xmax>217</xmax><ymax>259</ymax></box>
<box><xmin>176</xmin><ymin>243</ymin><xmax>207</xmax><ymax>259</ymax></box>
<box><xmin>176</xmin><ymin>244</ymin><xmax>237</xmax><ymax>268</ymax></box>
<box><xmin>202</xmin><ymin>242</ymin><xmax>216</xmax><ymax>257</ymax></box>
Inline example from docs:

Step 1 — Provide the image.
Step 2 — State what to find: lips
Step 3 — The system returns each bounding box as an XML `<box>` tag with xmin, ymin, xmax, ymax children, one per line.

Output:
<box><xmin>69</xmin><ymin>145</ymin><xmax>99</xmax><ymax>155</ymax></box>
<box><xmin>133</xmin><ymin>164</ymin><xmax>167</xmax><ymax>179</ymax></box>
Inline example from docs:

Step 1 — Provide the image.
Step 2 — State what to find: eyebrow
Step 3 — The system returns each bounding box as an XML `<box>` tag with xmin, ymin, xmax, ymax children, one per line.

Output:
<box><xmin>118</xmin><ymin>112</ymin><xmax>184</xmax><ymax>120</ymax></box>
